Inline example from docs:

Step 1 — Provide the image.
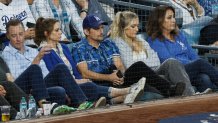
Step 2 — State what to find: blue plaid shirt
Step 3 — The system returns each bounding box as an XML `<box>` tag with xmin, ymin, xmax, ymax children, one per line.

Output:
<box><xmin>72</xmin><ymin>38</ymin><xmax>120</xmax><ymax>74</ymax></box>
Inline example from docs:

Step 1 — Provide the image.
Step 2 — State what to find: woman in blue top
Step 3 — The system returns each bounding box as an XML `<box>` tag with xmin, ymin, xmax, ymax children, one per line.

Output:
<box><xmin>35</xmin><ymin>17</ymin><xmax>145</xmax><ymax>104</ymax></box>
<box><xmin>147</xmin><ymin>5</ymin><xmax>218</xmax><ymax>92</ymax></box>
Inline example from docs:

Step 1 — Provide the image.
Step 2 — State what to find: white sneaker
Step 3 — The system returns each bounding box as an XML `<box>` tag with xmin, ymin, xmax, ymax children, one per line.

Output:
<box><xmin>195</xmin><ymin>88</ymin><xmax>212</xmax><ymax>95</ymax></box>
<box><xmin>202</xmin><ymin>88</ymin><xmax>213</xmax><ymax>94</ymax></box>
<box><xmin>124</xmin><ymin>77</ymin><xmax>146</xmax><ymax>104</ymax></box>
<box><xmin>94</xmin><ymin>97</ymin><xmax>106</xmax><ymax>108</ymax></box>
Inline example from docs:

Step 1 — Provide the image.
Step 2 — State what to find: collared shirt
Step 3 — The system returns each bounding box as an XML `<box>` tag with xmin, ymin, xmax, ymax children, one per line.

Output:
<box><xmin>147</xmin><ymin>32</ymin><xmax>199</xmax><ymax>64</ymax></box>
<box><xmin>72</xmin><ymin>38</ymin><xmax>120</xmax><ymax>74</ymax></box>
<box><xmin>2</xmin><ymin>44</ymin><xmax>49</xmax><ymax>79</ymax></box>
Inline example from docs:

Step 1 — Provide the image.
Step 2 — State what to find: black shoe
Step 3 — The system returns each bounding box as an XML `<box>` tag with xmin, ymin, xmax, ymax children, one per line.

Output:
<box><xmin>170</xmin><ymin>82</ymin><xmax>186</xmax><ymax>96</ymax></box>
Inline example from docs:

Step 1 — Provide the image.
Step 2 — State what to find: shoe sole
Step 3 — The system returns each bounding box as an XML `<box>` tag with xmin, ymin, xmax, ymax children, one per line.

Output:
<box><xmin>125</xmin><ymin>77</ymin><xmax>146</xmax><ymax>104</ymax></box>
<box><xmin>94</xmin><ymin>97</ymin><xmax>106</xmax><ymax>108</ymax></box>
<box><xmin>135</xmin><ymin>77</ymin><xmax>146</xmax><ymax>101</ymax></box>
<box><xmin>174</xmin><ymin>82</ymin><xmax>186</xmax><ymax>96</ymax></box>
<box><xmin>134</xmin><ymin>89</ymin><xmax>144</xmax><ymax>101</ymax></box>
<box><xmin>202</xmin><ymin>88</ymin><xmax>213</xmax><ymax>94</ymax></box>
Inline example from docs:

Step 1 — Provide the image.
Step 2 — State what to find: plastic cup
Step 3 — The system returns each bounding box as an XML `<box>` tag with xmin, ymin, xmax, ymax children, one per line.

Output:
<box><xmin>42</xmin><ymin>102</ymin><xmax>51</xmax><ymax>116</ymax></box>
<box><xmin>1</xmin><ymin>106</ymin><xmax>10</xmax><ymax>122</ymax></box>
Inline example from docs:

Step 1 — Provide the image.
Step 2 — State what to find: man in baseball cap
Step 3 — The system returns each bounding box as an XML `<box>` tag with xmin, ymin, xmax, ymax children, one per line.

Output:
<box><xmin>73</xmin><ymin>14</ymin><xmax>124</xmax><ymax>86</ymax></box>
<box><xmin>72</xmin><ymin>15</ymin><xmax>145</xmax><ymax>104</ymax></box>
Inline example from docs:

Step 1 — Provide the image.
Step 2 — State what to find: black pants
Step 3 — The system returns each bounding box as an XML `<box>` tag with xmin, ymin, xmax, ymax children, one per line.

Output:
<box><xmin>0</xmin><ymin>81</ymin><xmax>27</xmax><ymax>120</ymax></box>
<box><xmin>124</xmin><ymin>61</ymin><xmax>171</xmax><ymax>97</ymax></box>
<box><xmin>93</xmin><ymin>61</ymin><xmax>171</xmax><ymax>97</ymax></box>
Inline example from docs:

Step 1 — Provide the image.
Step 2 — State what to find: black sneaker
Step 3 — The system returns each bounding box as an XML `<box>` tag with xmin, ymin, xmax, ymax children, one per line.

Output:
<box><xmin>170</xmin><ymin>82</ymin><xmax>186</xmax><ymax>96</ymax></box>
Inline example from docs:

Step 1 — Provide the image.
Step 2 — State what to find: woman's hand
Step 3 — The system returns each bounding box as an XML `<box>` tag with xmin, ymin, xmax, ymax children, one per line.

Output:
<box><xmin>32</xmin><ymin>45</ymin><xmax>52</xmax><ymax>64</ymax></box>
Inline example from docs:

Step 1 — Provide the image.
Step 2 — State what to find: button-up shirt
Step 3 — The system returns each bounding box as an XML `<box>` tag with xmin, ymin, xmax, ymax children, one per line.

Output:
<box><xmin>2</xmin><ymin>44</ymin><xmax>49</xmax><ymax>79</ymax></box>
<box><xmin>72</xmin><ymin>38</ymin><xmax>120</xmax><ymax>74</ymax></box>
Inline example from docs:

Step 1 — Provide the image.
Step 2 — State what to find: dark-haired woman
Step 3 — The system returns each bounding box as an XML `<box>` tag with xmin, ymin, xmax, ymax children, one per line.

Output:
<box><xmin>147</xmin><ymin>5</ymin><xmax>217</xmax><ymax>92</ymax></box>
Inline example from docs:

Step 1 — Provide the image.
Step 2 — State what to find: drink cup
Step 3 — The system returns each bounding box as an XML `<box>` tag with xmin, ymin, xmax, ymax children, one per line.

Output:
<box><xmin>42</xmin><ymin>102</ymin><xmax>51</xmax><ymax>116</ymax></box>
<box><xmin>1</xmin><ymin>106</ymin><xmax>10</xmax><ymax>122</ymax></box>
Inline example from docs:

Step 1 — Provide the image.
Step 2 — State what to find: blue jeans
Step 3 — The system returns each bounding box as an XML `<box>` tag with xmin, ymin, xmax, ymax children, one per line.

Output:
<box><xmin>44</xmin><ymin>64</ymin><xmax>111</xmax><ymax>106</ymax></box>
<box><xmin>44</xmin><ymin>64</ymin><xmax>88</xmax><ymax>106</ymax></box>
<box><xmin>194</xmin><ymin>74</ymin><xmax>217</xmax><ymax>92</ymax></box>
<box><xmin>14</xmin><ymin>65</ymin><xmax>49</xmax><ymax>102</ymax></box>
<box><xmin>14</xmin><ymin>65</ymin><xmax>66</xmax><ymax>104</ymax></box>
<box><xmin>47</xmin><ymin>86</ymin><xmax>66</xmax><ymax>105</ymax></box>
<box><xmin>185</xmin><ymin>59</ymin><xmax>218</xmax><ymax>91</ymax></box>
<box><xmin>79</xmin><ymin>82</ymin><xmax>110</xmax><ymax>101</ymax></box>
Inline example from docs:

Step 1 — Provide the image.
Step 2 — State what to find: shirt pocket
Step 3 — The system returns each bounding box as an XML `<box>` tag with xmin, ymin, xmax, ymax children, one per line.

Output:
<box><xmin>87</xmin><ymin>60</ymin><xmax>100</xmax><ymax>71</ymax></box>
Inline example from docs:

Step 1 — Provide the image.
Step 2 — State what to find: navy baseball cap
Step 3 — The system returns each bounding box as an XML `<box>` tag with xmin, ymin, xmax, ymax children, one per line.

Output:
<box><xmin>83</xmin><ymin>15</ymin><xmax>108</xmax><ymax>29</ymax></box>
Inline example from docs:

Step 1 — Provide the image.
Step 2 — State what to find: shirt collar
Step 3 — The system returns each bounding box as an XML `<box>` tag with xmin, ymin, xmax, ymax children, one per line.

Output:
<box><xmin>81</xmin><ymin>38</ymin><xmax>97</xmax><ymax>50</ymax></box>
<box><xmin>8</xmin><ymin>44</ymin><xmax>29</xmax><ymax>55</ymax></box>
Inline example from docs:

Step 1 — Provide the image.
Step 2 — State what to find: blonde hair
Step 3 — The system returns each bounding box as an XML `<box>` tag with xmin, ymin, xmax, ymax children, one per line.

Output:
<box><xmin>110</xmin><ymin>11</ymin><xmax>146</xmax><ymax>53</ymax></box>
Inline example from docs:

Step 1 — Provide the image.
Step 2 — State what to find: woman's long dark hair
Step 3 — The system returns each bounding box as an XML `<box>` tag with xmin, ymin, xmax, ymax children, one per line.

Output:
<box><xmin>146</xmin><ymin>5</ymin><xmax>179</xmax><ymax>41</ymax></box>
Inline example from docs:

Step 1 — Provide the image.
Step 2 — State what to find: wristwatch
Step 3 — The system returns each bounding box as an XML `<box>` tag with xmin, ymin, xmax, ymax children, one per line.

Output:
<box><xmin>80</xmin><ymin>8</ymin><xmax>88</xmax><ymax>14</ymax></box>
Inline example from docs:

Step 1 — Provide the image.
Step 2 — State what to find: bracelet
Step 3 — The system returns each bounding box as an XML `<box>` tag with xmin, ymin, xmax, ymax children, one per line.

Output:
<box><xmin>80</xmin><ymin>9</ymin><xmax>88</xmax><ymax>14</ymax></box>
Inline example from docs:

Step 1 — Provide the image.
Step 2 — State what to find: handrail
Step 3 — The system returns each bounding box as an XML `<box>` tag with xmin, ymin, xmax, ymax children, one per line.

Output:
<box><xmin>192</xmin><ymin>44</ymin><xmax>218</xmax><ymax>50</ymax></box>
<box><xmin>136</xmin><ymin>0</ymin><xmax>171</xmax><ymax>6</ymax></box>
<box><xmin>98</xmin><ymin>0</ymin><xmax>155</xmax><ymax>11</ymax></box>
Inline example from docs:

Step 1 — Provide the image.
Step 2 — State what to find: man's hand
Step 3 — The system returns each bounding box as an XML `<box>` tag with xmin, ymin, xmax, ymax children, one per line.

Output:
<box><xmin>108</xmin><ymin>71</ymin><xmax>124</xmax><ymax>86</ymax></box>
<box><xmin>24</xmin><ymin>28</ymin><xmax>35</xmax><ymax>39</ymax></box>
<box><xmin>0</xmin><ymin>85</ymin><xmax>6</xmax><ymax>97</ymax></box>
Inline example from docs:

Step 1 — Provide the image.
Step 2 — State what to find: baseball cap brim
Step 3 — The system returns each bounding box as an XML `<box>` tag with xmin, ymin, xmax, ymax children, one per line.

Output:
<box><xmin>92</xmin><ymin>21</ymin><xmax>108</xmax><ymax>29</ymax></box>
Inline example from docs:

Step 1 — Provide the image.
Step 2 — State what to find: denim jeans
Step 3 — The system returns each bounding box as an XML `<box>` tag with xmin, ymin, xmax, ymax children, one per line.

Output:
<box><xmin>14</xmin><ymin>65</ymin><xmax>67</xmax><ymax>104</ymax></box>
<box><xmin>79</xmin><ymin>82</ymin><xmax>110</xmax><ymax>101</ymax></box>
<box><xmin>47</xmin><ymin>86</ymin><xmax>66</xmax><ymax>105</ymax></box>
<box><xmin>44</xmin><ymin>64</ymin><xmax>111</xmax><ymax>106</ymax></box>
<box><xmin>185</xmin><ymin>59</ymin><xmax>218</xmax><ymax>91</ymax></box>
<box><xmin>14</xmin><ymin>64</ymin><xmax>49</xmax><ymax>102</ymax></box>
<box><xmin>195</xmin><ymin>74</ymin><xmax>218</xmax><ymax>92</ymax></box>
<box><xmin>44</xmin><ymin>64</ymin><xmax>88</xmax><ymax>106</ymax></box>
